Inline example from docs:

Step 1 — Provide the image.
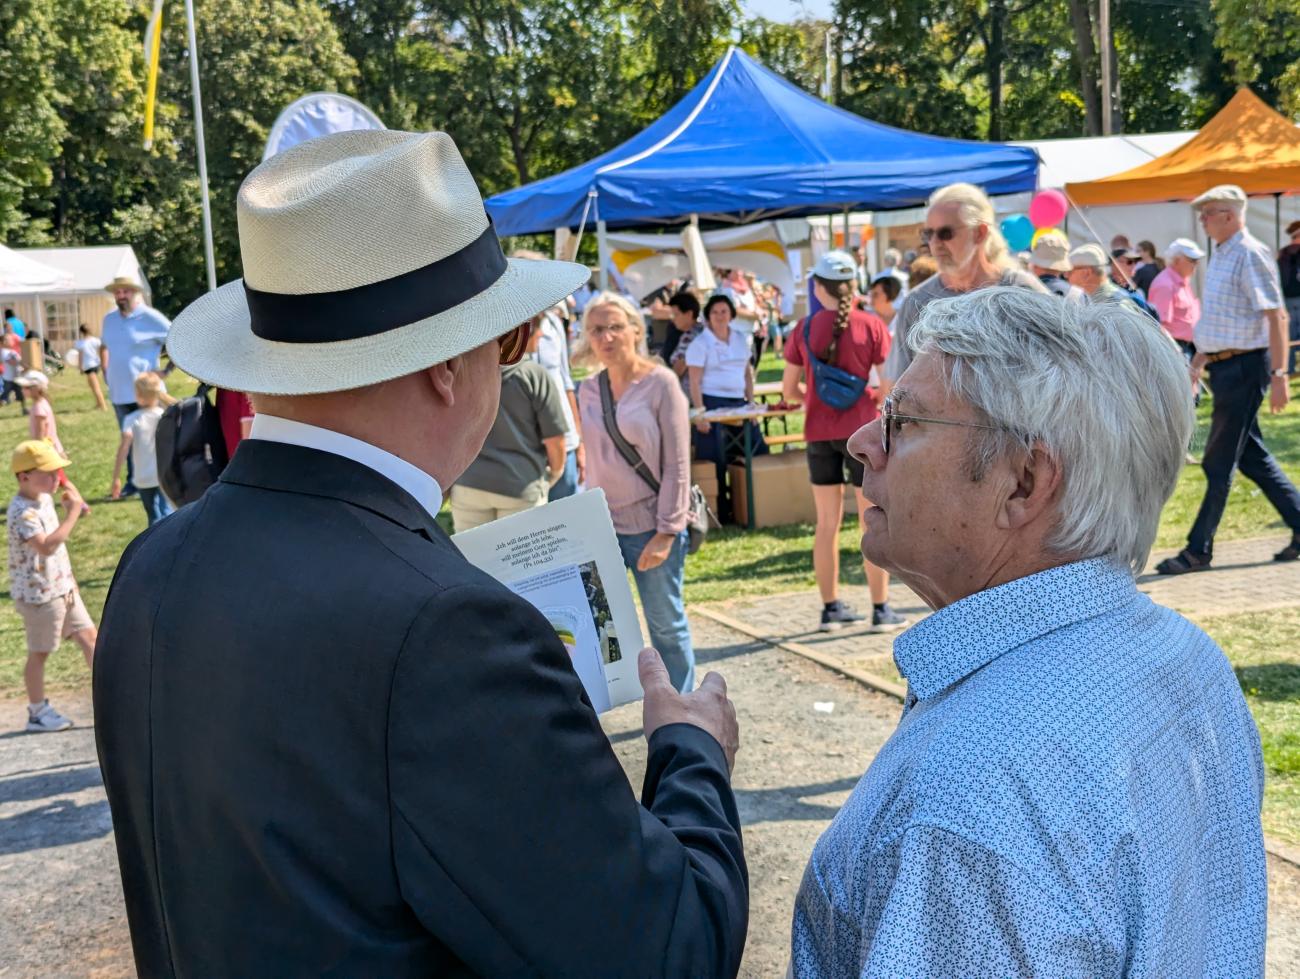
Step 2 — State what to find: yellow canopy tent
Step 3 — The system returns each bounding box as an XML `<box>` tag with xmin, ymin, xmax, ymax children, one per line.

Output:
<box><xmin>1065</xmin><ymin>89</ymin><xmax>1300</xmax><ymax>206</ymax></box>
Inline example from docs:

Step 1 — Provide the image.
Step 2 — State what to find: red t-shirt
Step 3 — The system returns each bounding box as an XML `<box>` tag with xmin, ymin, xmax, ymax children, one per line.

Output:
<box><xmin>215</xmin><ymin>388</ymin><xmax>254</xmax><ymax>459</ymax></box>
<box><xmin>785</xmin><ymin>308</ymin><xmax>890</xmax><ymax>442</ymax></box>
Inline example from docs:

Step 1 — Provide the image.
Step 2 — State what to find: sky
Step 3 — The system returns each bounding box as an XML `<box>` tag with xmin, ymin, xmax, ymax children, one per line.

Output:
<box><xmin>743</xmin><ymin>0</ymin><xmax>834</xmax><ymax>23</ymax></box>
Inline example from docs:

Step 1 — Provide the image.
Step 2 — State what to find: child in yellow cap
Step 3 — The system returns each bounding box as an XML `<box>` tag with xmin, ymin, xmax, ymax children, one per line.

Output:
<box><xmin>8</xmin><ymin>439</ymin><xmax>96</xmax><ymax>732</ymax></box>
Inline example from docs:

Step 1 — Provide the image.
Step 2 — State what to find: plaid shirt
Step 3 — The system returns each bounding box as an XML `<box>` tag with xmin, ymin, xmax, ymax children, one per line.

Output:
<box><xmin>1194</xmin><ymin>230</ymin><xmax>1282</xmax><ymax>352</ymax></box>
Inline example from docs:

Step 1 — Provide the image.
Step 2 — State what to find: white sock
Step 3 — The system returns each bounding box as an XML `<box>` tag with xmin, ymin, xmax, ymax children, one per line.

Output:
<box><xmin>28</xmin><ymin>701</ymin><xmax>45</xmax><ymax>715</ymax></box>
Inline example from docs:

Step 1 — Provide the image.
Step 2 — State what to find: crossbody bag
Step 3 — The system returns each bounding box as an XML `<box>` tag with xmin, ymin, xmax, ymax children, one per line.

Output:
<box><xmin>597</xmin><ymin>371</ymin><xmax>712</xmax><ymax>554</ymax></box>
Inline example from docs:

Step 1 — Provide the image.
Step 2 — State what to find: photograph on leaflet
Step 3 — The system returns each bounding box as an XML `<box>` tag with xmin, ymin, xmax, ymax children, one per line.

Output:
<box><xmin>451</xmin><ymin>489</ymin><xmax>644</xmax><ymax>712</ymax></box>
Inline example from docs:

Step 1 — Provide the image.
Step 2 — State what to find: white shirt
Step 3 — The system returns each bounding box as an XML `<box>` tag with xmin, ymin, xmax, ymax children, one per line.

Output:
<box><xmin>74</xmin><ymin>336</ymin><xmax>102</xmax><ymax>369</ymax></box>
<box><xmin>684</xmin><ymin>326</ymin><xmax>751</xmax><ymax>399</ymax></box>
<box><xmin>249</xmin><ymin>415</ymin><xmax>443</xmax><ymax>520</ymax></box>
<box><xmin>122</xmin><ymin>405</ymin><xmax>165</xmax><ymax>489</ymax></box>
<box><xmin>531</xmin><ymin>310</ymin><xmax>579</xmax><ymax>452</ymax></box>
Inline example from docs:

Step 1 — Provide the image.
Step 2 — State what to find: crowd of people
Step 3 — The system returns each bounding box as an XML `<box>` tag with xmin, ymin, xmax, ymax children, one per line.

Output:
<box><xmin>2</xmin><ymin>124</ymin><xmax>1291</xmax><ymax>975</ymax></box>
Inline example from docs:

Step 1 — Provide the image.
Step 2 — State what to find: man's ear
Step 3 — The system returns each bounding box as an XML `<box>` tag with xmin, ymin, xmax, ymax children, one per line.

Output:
<box><xmin>424</xmin><ymin>358</ymin><xmax>458</xmax><ymax>407</ymax></box>
<box><xmin>997</xmin><ymin>442</ymin><xmax>1062</xmax><ymax>531</ymax></box>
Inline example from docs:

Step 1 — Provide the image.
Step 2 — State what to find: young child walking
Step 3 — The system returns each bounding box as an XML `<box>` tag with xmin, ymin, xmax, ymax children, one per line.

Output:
<box><xmin>73</xmin><ymin>324</ymin><xmax>107</xmax><ymax>410</ymax></box>
<box><xmin>17</xmin><ymin>369</ymin><xmax>90</xmax><ymax>515</ymax></box>
<box><xmin>110</xmin><ymin>371</ymin><xmax>175</xmax><ymax>525</ymax></box>
<box><xmin>8</xmin><ymin>439</ymin><xmax>96</xmax><ymax>732</ymax></box>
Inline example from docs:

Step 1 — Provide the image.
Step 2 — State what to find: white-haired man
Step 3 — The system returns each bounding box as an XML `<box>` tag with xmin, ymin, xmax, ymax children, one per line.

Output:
<box><xmin>880</xmin><ymin>182</ymin><xmax>1045</xmax><ymax>394</ymax></box>
<box><xmin>94</xmin><ymin>131</ymin><xmax>747</xmax><ymax>976</ymax></box>
<box><xmin>793</xmin><ymin>288</ymin><xmax>1264</xmax><ymax>976</ymax></box>
<box><xmin>1157</xmin><ymin>183</ymin><xmax>1300</xmax><ymax>573</ymax></box>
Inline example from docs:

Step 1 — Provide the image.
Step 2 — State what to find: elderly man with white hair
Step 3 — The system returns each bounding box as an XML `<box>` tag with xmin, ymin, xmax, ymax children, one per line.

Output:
<box><xmin>792</xmin><ymin>288</ymin><xmax>1264</xmax><ymax>977</ymax></box>
<box><xmin>880</xmin><ymin>182</ymin><xmax>1045</xmax><ymax>395</ymax></box>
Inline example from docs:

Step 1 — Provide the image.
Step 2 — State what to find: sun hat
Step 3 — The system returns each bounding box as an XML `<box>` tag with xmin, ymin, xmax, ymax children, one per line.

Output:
<box><xmin>11</xmin><ymin>439</ymin><xmax>70</xmax><ymax>474</ymax></box>
<box><xmin>1190</xmin><ymin>184</ymin><xmax>1247</xmax><ymax>210</ymax></box>
<box><xmin>1068</xmin><ymin>243</ymin><xmax>1109</xmax><ymax>269</ymax></box>
<box><xmin>812</xmin><ymin>250</ymin><xmax>857</xmax><ymax>282</ymax></box>
<box><xmin>165</xmin><ymin>130</ymin><xmax>588</xmax><ymax>396</ymax></box>
<box><xmin>1110</xmin><ymin>246</ymin><xmax>1141</xmax><ymax>260</ymax></box>
<box><xmin>1030</xmin><ymin>233</ymin><xmax>1071</xmax><ymax>273</ymax></box>
<box><xmin>104</xmin><ymin>275</ymin><xmax>144</xmax><ymax>293</ymax></box>
<box><xmin>1166</xmin><ymin>238</ymin><xmax>1206</xmax><ymax>261</ymax></box>
<box><xmin>14</xmin><ymin>370</ymin><xmax>49</xmax><ymax>389</ymax></box>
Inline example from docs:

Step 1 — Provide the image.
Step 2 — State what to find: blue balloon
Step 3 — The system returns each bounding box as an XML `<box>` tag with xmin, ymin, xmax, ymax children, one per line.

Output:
<box><xmin>1000</xmin><ymin>214</ymin><xmax>1035</xmax><ymax>251</ymax></box>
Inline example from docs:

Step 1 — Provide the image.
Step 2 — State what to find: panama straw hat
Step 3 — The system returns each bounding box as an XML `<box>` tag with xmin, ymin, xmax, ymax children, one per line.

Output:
<box><xmin>166</xmin><ymin>130</ymin><xmax>588</xmax><ymax>395</ymax></box>
<box><xmin>104</xmin><ymin>275</ymin><xmax>144</xmax><ymax>293</ymax></box>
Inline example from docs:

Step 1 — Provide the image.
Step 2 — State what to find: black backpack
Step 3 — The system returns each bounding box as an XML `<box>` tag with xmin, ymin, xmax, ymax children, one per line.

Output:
<box><xmin>155</xmin><ymin>383</ymin><xmax>229</xmax><ymax>506</ymax></box>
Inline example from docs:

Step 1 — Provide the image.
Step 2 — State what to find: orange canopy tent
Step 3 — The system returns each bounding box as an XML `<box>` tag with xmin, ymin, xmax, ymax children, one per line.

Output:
<box><xmin>1065</xmin><ymin>89</ymin><xmax>1300</xmax><ymax>206</ymax></box>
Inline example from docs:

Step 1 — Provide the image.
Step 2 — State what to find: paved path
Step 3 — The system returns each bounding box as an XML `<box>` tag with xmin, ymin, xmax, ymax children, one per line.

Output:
<box><xmin>2</xmin><ymin>591</ymin><xmax>1298</xmax><ymax>975</ymax></box>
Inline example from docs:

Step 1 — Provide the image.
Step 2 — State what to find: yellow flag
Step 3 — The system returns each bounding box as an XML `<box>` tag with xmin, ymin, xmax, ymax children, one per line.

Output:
<box><xmin>142</xmin><ymin>0</ymin><xmax>164</xmax><ymax>150</ymax></box>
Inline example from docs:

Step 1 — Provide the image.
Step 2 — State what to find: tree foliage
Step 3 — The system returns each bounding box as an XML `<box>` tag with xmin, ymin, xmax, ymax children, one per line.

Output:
<box><xmin>1</xmin><ymin>0</ymin><xmax>1298</xmax><ymax>314</ymax></box>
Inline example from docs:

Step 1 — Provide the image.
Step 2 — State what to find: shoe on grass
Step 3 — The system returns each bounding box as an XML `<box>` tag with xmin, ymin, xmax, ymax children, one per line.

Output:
<box><xmin>26</xmin><ymin>700</ymin><xmax>73</xmax><ymax>733</ymax></box>
<box><xmin>871</xmin><ymin>603</ymin><xmax>909</xmax><ymax>632</ymax></box>
<box><xmin>819</xmin><ymin>600</ymin><xmax>864</xmax><ymax>632</ymax></box>
<box><xmin>1154</xmin><ymin>549</ymin><xmax>1212</xmax><ymax>575</ymax></box>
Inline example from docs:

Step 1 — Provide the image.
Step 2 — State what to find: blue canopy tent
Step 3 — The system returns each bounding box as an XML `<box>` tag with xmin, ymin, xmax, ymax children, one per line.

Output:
<box><xmin>485</xmin><ymin>46</ymin><xmax>1039</xmax><ymax>238</ymax></box>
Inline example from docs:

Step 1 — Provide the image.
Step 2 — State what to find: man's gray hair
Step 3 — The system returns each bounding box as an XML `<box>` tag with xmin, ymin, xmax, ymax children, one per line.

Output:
<box><xmin>908</xmin><ymin>287</ymin><xmax>1194</xmax><ymax>574</ymax></box>
<box><xmin>928</xmin><ymin>182</ymin><xmax>1012</xmax><ymax>269</ymax></box>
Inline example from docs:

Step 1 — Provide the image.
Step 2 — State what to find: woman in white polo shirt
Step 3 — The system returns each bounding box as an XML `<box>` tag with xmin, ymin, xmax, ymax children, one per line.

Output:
<box><xmin>686</xmin><ymin>293</ymin><xmax>765</xmax><ymax>520</ymax></box>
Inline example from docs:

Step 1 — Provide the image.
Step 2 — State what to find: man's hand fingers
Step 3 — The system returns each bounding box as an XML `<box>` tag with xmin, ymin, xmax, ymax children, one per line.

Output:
<box><xmin>638</xmin><ymin>647</ymin><xmax>673</xmax><ymax>693</ymax></box>
<box><xmin>698</xmin><ymin>670</ymin><xmax>727</xmax><ymax>698</ymax></box>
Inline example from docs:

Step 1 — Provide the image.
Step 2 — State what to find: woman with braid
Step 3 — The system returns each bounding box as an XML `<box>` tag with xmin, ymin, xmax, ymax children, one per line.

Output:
<box><xmin>783</xmin><ymin>251</ymin><xmax>907</xmax><ymax>633</ymax></box>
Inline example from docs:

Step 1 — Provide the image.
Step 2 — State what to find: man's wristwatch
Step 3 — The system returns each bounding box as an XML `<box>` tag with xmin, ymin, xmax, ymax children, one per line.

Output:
<box><xmin>1272</xmin><ymin>368</ymin><xmax>1289</xmax><ymax>378</ymax></box>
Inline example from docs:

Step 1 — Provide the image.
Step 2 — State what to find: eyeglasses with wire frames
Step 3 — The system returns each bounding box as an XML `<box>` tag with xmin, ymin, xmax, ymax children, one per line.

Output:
<box><xmin>496</xmin><ymin>320</ymin><xmax>533</xmax><ymax>366</ymax></box>
<box><xmin>880</xmin><ymin>394</ymin><xmax>1005</xmax><ymax>456</ymax></box>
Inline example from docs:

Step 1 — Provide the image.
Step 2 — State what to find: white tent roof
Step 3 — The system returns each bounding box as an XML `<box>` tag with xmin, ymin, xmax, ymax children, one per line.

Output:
<box><xmin>0</xmin><ymin>245</ymin><xmax>74</xmax><ymax>294</ymax></box>
<box><xmin>1010</xmin><ymin>132</ymin><xmax>1196</xmax><ymax>188</ymax></box>
<box><xmin>18</xmin><ymin>244</ymin><xmax>149</xmax><ymax>296</ymax></box>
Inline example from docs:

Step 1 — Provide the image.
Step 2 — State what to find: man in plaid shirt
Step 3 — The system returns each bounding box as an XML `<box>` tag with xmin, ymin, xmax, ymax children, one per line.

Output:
<box><xmin>1158</xmin><ymin>184</ymin><xmax>1300</xmax><ymax>574</ymax></box>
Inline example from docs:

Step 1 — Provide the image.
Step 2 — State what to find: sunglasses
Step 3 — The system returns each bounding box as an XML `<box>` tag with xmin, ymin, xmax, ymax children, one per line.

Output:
<box><xmin>497</xmin><ymin>321</ymin><xmax>532</xmax><ymax>366</ymax></box>
<box><xmin>920</xmin><ymin>226</ymin><xmax>960</xmax><ymax>244</ymax></box>
<box><xmin>880</xmin><ymin>395</ymin><xmax>1004</xmax><ymax>456</ymax></box>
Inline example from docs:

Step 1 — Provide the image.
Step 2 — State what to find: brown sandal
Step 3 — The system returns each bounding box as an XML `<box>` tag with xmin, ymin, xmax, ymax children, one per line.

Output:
<box><xmin>1274</xmin><ymin>537</ymin><xmax>1300</xmax><ymax>562</ymax></box>
<box><xmin>1155</xmin><ymin>549</ymin><xmax>1212</xmax><ymax>575</ymax></box>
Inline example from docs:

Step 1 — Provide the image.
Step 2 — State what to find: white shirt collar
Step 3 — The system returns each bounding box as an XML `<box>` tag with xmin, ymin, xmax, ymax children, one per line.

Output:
<box><xmin>249</xmin><ymin>414</ymin><xmax>443</xmax><ymax>520</ymax></box>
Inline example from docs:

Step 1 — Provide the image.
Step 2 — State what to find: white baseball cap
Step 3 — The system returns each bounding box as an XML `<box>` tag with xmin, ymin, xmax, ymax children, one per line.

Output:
<box><xmin>812</xmin><ymin>250</ymin><xmax>857</xmax><ymax>282</ymax></box>
<box><xmin>1166</xmin><ymin>238</ymin><xmax>1206</xmax><ymax>261</ymax></box>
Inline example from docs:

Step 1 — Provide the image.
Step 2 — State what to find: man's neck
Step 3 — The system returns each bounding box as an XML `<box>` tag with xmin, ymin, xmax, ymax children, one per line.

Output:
<box><xmin>941</xmin><ymin>255</ymin><xmax>1001</xmax><ymax>292</ymax></box>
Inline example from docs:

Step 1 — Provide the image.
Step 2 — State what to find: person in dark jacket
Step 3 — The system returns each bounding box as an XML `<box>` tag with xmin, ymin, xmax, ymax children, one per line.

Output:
<box><xmin>1277</xmin><ymin>219</ymin><xmax>1300</xmax><ymax>373</ymax></box>
<box><xmin>94</xmin><ymin>129</ymin><xmax>748</xmax><ymax>978</ymax></box>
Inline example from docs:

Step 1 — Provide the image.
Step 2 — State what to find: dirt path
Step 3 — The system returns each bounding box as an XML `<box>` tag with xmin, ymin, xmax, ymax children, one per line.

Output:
<box><xmin>2</xmin><ymin>616</ymin><xmax>1297</xmax><ymax>976</ymax></box>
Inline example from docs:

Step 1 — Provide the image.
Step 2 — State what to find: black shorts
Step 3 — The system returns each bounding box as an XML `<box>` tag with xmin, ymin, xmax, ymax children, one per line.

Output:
<box><xmin>807</xmin><ymin>438</ymin><xmax>864</xmax><ymax>487</ymax></box>
<box><xmin>82</xmin><ymin>365</ymin><xmax>99</xmax><ymax>376</ymax></box>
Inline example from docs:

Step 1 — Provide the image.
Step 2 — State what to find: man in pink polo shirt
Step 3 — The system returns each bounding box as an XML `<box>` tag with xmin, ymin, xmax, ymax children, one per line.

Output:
<box><xmin>1147</xmin><ymin>238</ymin><xmax>1205</xmax><ymax>360</ymax></box>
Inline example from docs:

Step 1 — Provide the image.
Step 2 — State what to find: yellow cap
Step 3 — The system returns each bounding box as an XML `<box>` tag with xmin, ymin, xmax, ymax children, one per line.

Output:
<box><xmin>12</xmin><ymin>439</ymin><xmax>71</xmax><ymax>474</ymax></box>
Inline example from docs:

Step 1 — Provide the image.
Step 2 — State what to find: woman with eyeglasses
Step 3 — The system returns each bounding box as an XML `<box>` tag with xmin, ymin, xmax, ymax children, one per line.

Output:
<box><xmin>574</xmin><ymin>292</ymin><xmax>696</xmax><ymax>693</ymax></box>
<box><xmin>782</xmin><ymin>251</ymin><xmax>907</xmax><ymax>634</ymax></box>
<box><xmin>449</xmin><ymin>317</ymin><xmax>568</xmax><ymax>531</ymax></box>
<box><xmin>881</xmin><ymin>183</ymin><xmax>1046</xmax><ymax>398</ymax></box>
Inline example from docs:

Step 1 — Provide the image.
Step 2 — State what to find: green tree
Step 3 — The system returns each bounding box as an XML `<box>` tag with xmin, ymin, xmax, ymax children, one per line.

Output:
<box><xmin>1212</xmin><ymin>0</ymin><xmax>1300</xmax><ymax>117</ymax></box>
<box><xmin>737</xmin><ymin>15</ymin><xmax>828</xmax><ymax>95</ymax></box>
<box><xmin>148</xmin><ymin>0</ymin><xmax>357</xmax><ymax>305</ymax></box>
<box><xmin>0</xmin><ymin>0</ymin><xmax>65</xmax><ymax>243</ymax></box>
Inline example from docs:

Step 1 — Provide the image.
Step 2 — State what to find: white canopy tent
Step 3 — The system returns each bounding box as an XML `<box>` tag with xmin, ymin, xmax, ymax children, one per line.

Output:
<box><xmin>0</xmin><ymin>245</ymin><xmax>75</xmax><ymax>337</ymax></box>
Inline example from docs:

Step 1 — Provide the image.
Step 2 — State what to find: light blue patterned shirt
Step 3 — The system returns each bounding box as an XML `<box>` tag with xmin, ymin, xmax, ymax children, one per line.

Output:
<box><xmin>792</xmin><ymin>558</ymin><xmax>1265</xmax><ymax>978</ymax></box>
<box><xmin>1193</xmin><ymin>229</ymin><xmax>1283</xmax><ymax>353</ymax></box>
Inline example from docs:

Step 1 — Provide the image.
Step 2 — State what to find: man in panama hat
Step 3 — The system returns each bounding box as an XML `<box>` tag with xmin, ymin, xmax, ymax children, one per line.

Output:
<box><xmin>101</xmin><ymin>273</ymin><xmax>169</xmax><ymax>496</ymax></box>
<box><xmin>94</xmin><ymin>130</ymin><xmax>747</xmax><ymax>976</ymax></box>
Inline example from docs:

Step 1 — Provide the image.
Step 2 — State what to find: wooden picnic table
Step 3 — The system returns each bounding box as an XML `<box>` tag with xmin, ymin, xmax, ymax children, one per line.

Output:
<box><xmin>692</xmin><ymin>404</ymin><xmax>805</xmax><ymax>530</ymax></box>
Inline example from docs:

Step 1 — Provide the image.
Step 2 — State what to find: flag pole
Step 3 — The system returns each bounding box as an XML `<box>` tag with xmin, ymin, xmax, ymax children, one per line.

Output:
<box><xmin>184</xmin><ymin>0</ymin><xmax>217</xmax><ymax>292</ymax></box>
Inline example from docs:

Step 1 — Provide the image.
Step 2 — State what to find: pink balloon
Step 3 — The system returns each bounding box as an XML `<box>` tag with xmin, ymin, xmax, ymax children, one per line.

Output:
<box><xmin>1029</xmin><ymin>189</ymin><xmax>1068</xmax><ymax>229</ymax></box>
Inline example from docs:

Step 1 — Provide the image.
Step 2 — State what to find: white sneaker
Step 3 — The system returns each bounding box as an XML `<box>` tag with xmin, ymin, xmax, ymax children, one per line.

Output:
<box><xmin>26</xmin><ymin>701</ymin><xmax>73</xmax><ymax>733</ymax></box>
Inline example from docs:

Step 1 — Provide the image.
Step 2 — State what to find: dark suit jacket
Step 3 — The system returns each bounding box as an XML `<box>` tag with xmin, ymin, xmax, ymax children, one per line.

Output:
<box><xmin>94</xmin><ymin>440</ymin><xmax>748</xmax><ymax>977</ymax></box>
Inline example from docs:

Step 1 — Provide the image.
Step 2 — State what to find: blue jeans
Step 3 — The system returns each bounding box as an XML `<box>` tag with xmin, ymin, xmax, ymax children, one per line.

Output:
<box><xmin>617</xmin><ymin>529</ymin><xmax>694</xmax><ymax>693</ymax></box>
<box><xmin>114</xmin><ymin>402</ymin><xmax>139</xmax><ymax>488</ymax></box>
<box><xmin>548</xmin><ymin>449</ymin><xmax>580</xmax><ymax>501</ymax></box>
<box><xmin>1188</xmin><ymin>349</ymin><xmax>1300</xmax><ymax>556</ymax></box>
<box><xmin>139</xmin><ymin>487</ymin><xmax>174</xmax><ymax>526</ymax></box>
<box><xmin>1286</xmin><ymin>296</ymin><xmax>1300</xmax><ymax>373</ymax></box>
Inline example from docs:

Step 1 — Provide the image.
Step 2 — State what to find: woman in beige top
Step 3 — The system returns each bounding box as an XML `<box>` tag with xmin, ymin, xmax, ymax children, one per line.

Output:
<box><xmin>574</xmin><ymin>292</ymin><xmax>695</xmax><ymax>692</ymax></box>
